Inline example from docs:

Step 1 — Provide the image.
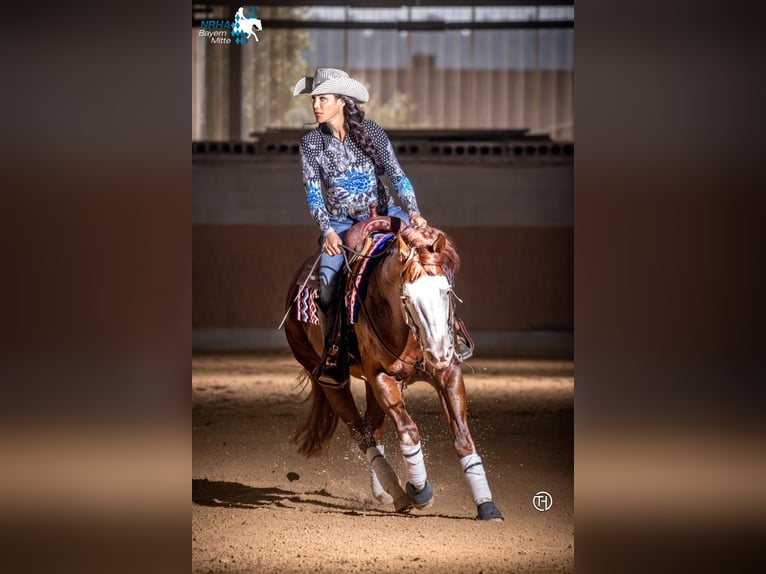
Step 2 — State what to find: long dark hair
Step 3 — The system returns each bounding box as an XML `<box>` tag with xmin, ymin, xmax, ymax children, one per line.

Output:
<box><xmin>339</xmin><ymin>95</ymin><xmax>383</xmax><ymax>175</ymax></box>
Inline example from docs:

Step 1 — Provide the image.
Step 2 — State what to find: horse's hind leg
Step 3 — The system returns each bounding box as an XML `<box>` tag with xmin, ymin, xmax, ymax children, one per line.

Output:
<box><xmin>320</xmin><ymin>384</ymin><xmax>366</xmax><ymax>443</ymax></box>
<box><xmin>433</xmin><ymin>365</ymin><xmax>504</xmax><ymax>521</ymax></box>
<box><xmin>365</xmin><ymin>445</ymin><xmax>412</xmax><ymax>511</ymax></box>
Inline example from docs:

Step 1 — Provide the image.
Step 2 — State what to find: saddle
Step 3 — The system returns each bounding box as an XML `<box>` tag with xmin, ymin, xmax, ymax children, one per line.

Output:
<box><xmin>293</xmin><ymin>205</ymin><xmax>405</xmax><ymax>327</ymax></box>
<box><xmin>344</xmin><ymin>204</ymin><xmax>404</xmax><ymax>251</ymax></box>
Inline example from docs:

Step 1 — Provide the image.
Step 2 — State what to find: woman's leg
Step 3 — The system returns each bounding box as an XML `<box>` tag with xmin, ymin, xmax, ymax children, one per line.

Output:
<box><xmin>315</xmin><ymin>220</ymin><xmax>353</xmax><ymax>385</ymax></box>
<box><xmin>317</xmin><ymin>252</ymin><xmax>344</xmax><ymax>311</ymax></box>
<box><xmin>317</xmin><ymin>219</ymin><xmax>354</xmax><ymax>309</ymax></box>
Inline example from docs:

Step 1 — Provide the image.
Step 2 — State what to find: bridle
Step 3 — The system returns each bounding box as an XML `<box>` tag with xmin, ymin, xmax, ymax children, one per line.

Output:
<box><xmin>399</xmin><ymin>254</ymin><xmax>461</xmax><ymax>370</ymax></box>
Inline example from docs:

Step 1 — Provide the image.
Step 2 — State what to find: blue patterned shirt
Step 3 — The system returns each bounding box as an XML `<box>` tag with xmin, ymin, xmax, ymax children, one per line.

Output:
<box><xmin>299</xmin><ymin>119</ymin><xmax>420</xmax><ymax>235</ymax></box>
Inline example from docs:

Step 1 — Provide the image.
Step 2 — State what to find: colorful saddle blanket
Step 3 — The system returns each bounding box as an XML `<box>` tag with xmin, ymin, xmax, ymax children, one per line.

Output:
<box><xmin>293</xmin><ymin>252</ymin><xmax>321</xmax><ymax>325</ymax></box>
<box><xmin>294</xmin><ymin>284</ymin><xmax>320</xmax><ymax>325</ymax></box>
<box><xmin>345</xmin><ymin>233</ymin><xmax>396</xmax><ymax>324</ymax></box>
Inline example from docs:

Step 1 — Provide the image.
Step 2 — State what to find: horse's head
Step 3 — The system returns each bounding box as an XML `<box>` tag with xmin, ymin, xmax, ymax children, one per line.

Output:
<box><xmin>397</xmin><ymin>226</ymin><xmax>460</xmax><ymax>370</ymax></box>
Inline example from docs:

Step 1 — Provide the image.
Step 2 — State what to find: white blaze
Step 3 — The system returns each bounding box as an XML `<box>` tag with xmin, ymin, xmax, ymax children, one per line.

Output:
<box><xmin>402</xmin><ymin>275</ymin><xmax>453</xmax><ymax>367</ymax></box>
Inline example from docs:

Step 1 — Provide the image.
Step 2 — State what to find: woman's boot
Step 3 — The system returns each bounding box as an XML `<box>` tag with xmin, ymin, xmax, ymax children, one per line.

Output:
<box><xmin>315</xmin><ymin>306</ymin><xmax>348</xmax><ymax>386</ymax></box>
<box><xmin>314</xmin><ymin>276</ymin><xmax>348</xmax><ymax>386</ymax></box>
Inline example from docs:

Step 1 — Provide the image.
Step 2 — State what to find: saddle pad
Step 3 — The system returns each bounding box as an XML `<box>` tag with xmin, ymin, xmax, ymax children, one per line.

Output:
<box><xmin>345</xmin><ymin>233</ymin><xmax>396</xmax><ymax>324</ymax></box>
<box><xmin>294</xmin><ymin>284</ymin><xmax>319</xmax><ymax>325</ymax></box>
<box><xmin>293</xmin><ymin>250</ymin><xmax>321</xmax><ymax>325</ymax></box>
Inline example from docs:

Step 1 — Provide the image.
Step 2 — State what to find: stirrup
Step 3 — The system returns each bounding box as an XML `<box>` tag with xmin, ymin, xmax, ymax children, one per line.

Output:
<box><xmin>455</xmin><ymin>318</ymin><xmax>474</xmax><ymax>362</ymax></box>
<box><xmin>457</xmin><ymin>336</ymin><xmax>473</xmax><ymax>361</ymax></box>
<box><xmin>314</xmin><ymin>355</ymin><xmax>342</xmax><ymax>385</ymax></box>
<box><xmin>315</xmin><ymin>344</ymin><xmax>347</xmax><ymax>386</ymax></box>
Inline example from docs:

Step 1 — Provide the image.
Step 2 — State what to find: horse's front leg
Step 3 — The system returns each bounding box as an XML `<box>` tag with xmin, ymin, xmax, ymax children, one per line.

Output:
<box><xmin>369</xmin><ymin>371</ymin><xmax>435</xmax><ymax>510</ymax></box>
<box><xmin>432</xmin><ymin>364</ymin><xmax>504</xmax><ymax>521</ymax></box>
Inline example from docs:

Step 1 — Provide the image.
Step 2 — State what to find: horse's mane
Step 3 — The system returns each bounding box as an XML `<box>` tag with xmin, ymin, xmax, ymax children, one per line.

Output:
<box><xmin>397</xmin><ymin>225</ymin><xmax>460</xmax><ymax>282</ymax></box>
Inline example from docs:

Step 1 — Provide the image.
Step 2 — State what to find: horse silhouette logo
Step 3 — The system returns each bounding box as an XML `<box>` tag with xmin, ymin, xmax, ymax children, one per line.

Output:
<box><xmin>232</xmin><ymin>7</ymin><xmax>262</xmax><ymax>44</ymax></box>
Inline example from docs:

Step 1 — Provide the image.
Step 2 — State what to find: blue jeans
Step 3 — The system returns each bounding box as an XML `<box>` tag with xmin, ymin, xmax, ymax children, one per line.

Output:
<box><xmin>317</xmin><ymin>204</ymin><xmax>410</xmax><ymax>309</ymax></box>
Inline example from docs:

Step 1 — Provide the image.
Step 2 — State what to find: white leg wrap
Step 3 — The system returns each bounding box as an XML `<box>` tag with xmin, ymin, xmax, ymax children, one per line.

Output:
<box><xmin>460</xmin><ymin>453</ymin><xmax>492</xmax><ymax>505</ymax></box>
<box><xmin>366</xmin><ymin>446</ymin><xmax>409</xmax><ymax>509</ymax></box>
<box><xmin>400</xmin><ymin>441</ymin><xmax>427</xmax><ymax>488</ymax></box>
<box><xmin>367</xmin><ymin>445</ymin><xmax>393</xmax><ymax>504</ymax></box>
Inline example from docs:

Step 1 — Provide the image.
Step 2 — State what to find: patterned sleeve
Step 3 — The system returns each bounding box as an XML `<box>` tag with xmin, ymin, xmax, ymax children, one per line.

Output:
<box><xmin>299</xmin><ymin>133</ymin><xmax>332</xmax><ymax>235</ymax></box>
<box><xmin>365</xmin><ymin>120</ymin><xmax>421</xmax><ymax>215</ymax></box>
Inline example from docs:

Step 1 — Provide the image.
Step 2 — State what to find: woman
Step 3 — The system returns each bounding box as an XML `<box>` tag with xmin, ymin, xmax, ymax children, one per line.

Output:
<box><xmin>293</xmin><ymin>67</ymin><xmax>470</xmax><ymax>385</ymax></box>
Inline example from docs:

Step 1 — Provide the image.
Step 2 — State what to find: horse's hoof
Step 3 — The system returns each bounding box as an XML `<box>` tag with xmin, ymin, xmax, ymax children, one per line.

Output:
<box><xmin>374</xmin><ymin>491</ymin><xmax>394</xmax><ymax>505</ymax></box>
<box><xmin>406</xmin><ymin>481</ymin><xmax>434</xmax><ymax>509</ymax></box>
<box><xmin>394</xmin><ymin>499</ymin><xmax>413</xmax><ymax>513</ymax></box>
<box><xmin>393</xmin><ymin>489</ymin><xmax>413</xmax><ymax>512</ymax></box>
<box><xmin>476</xmin><ymin>500</ymin><xmax>504</xmax><ymax>521</ymax></box>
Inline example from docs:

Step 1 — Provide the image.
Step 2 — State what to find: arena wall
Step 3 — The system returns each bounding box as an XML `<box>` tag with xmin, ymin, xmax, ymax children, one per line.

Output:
<box><xmin>193</xmin><ymin>144</ymin><xmax>572</xmax><ymax>357</ymax></box>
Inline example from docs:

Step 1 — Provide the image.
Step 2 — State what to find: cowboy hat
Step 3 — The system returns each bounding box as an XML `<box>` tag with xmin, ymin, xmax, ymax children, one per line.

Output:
<box><xmin>292</xmin><ymin>68</ymin><xmax>369</xmax><ymax>103</ymax></box>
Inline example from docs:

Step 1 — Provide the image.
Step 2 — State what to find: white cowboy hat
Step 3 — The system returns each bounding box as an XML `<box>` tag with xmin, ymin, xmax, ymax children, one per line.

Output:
<box><xmin>292</xmin><ymin>67</ymin><xmax>369</xmax><ymax>103</ymax></box>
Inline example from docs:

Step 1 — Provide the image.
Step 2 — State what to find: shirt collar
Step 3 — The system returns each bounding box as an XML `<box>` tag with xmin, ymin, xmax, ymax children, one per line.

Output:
<box><xmin>318</xmin><ymin>123</ymin><xmax>353</xmax><ymax>151</ymax></box>
<box><xmin>318</xmin><ymin>123</ymin><xmax>335</xmax><ymax>143</ymax></box>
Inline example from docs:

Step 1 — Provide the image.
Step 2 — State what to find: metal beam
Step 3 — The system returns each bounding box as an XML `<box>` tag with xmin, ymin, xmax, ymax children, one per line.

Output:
<box><xmin>228</xmin><ymin>36</ymin><xmax>241</xmax><ymax>139</ymax></box>
<box><xmin>193</xmin><ymin>18</ymin><xmax>573</xmax><ymax>30</ymax></box>
<box><xmin>193</xmin><ymin>1</ymin><xmax>573</xmax><ymax>7</ymax></box>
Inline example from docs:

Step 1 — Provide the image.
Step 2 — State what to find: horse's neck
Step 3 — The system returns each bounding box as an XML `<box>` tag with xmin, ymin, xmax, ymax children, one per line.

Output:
<box><xmin>368</xmin><ymin>253</ymin><xmax>409</xmax><ymax>329</ymax></box>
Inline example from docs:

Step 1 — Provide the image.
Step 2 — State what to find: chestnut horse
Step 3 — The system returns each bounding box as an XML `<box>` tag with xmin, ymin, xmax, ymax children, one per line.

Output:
<box><xmin>283</xmin><ymin>218</ymin><xmax>503</xmax><ymax>521</ymax></box>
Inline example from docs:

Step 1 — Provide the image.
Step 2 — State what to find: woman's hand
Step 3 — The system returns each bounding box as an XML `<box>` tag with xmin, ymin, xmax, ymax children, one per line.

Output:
<box><xmin>409</xmin><ymin>212</ymin><xmax>428</xmax><ymax>227</ymax></box>
<box><xmin>323</xmin><ymin>230</ymin><xmax>343</xmax><ymax>255</ymax></box>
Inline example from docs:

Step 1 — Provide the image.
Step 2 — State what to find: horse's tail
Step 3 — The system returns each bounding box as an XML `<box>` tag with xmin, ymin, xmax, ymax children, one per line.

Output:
<box><xmin>290</xmin><ymin>368</ymin><xmax>339</xmax><ymax>457</ymax></box>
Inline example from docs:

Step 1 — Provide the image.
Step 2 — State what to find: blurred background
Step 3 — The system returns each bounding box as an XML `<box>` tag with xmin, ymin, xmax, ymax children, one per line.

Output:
<box><xmin>3</xmin><ymin>2</ymin><xmax>763</xmax><ymax>572</ymax></box>
<box><xmin>192</xmin><ymin>1</ymin><xmax>574</xmax><ymax>357</ymax></box>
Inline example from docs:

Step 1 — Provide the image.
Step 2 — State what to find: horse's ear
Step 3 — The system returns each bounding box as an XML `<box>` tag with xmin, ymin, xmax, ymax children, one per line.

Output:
<box><xmin>397</xmin><ymin>233</ymin><xmax>410</xmax><ymax>261</ymax></box>
<box><xmin>433</xmin><ymin>233</ymin><xmax>446</xmax><ymax>253</ymax></box>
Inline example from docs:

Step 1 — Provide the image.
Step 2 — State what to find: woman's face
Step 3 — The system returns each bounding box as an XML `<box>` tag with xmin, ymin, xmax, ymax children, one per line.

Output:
<box><xmin>311</xmin><ymin>94</ymin><xmax>344</xmax><ymax>125</ymax></box>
